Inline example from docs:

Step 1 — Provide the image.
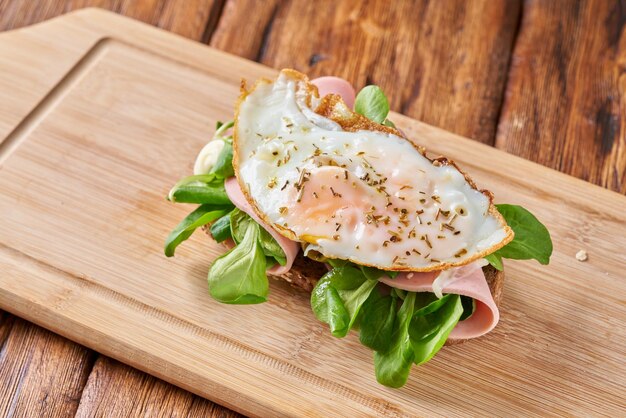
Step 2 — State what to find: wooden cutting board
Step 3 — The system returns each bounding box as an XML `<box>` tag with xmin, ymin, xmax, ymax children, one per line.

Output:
<box><xmin>0</xmin><ymin>9</ymin><xmax>624</xmax><ymax>417</ymax></box>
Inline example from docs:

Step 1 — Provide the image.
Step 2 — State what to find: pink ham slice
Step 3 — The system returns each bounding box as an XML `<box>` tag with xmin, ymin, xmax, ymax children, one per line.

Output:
<box><xmin>224</xmin><ymin>178</ymin><xmax>299</xmax><ymax>275</ymax></box>
<box><xmin>379</xmin><ymin>261</ymin><xmax>499</xmax><ymax>340</ymax></box>
<box><xmin>311</xmin><ymin>77</ymin><xmax>356</xmax><ymax>109</ymax></box>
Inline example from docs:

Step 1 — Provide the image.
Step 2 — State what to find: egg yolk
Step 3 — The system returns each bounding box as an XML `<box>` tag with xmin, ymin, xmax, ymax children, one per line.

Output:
<box><xmin>284</xmin><ymin>166</ymin><xmax>387</xmax><ymax>242</ymax></box>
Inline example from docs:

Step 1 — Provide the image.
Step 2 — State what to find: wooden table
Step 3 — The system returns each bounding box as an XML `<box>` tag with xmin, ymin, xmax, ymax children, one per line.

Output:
<box><xmin>0</xmin><ymin>1</ymin><xmax>623</xmax><ymax>416</ymax></box>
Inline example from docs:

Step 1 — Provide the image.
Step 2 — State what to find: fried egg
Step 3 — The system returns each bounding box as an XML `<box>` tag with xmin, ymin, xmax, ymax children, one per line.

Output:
<box><xmin>232</xmin><ymin>70</ymin><xmax>513</xmax><ymax>271</ymax></box>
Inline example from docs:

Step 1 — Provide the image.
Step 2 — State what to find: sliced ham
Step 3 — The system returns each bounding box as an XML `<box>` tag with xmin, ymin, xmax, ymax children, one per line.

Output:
<box><xmin>311</xmin><ymin>76</ymin><xmax>356</xmax><ymax>109</ymax></box>
<box><xmin>224</xmin><ymin>178</ymin><xmax>299</xmax><ymax>275</ymax></box>
<box><xmin>379</xmin><ymin>261</ymin><xmax>499</xmax><ymax>340</ymax></box>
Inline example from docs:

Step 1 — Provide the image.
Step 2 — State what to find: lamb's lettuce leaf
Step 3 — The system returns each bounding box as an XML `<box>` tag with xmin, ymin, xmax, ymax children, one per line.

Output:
<box><xmin>485</xmin><ymin>252</ymin><xmax>503</xmax><ymax>271</ymax></box>
<box><xmin>486</xmin><ymin>204</ymin><xmax>552</xmax><ymax>270</ymax></box>
<box><xmin>311</xmin><ymin>259</ymin><xmax>469</xmax><ymax>388</ymax></box>
<box><xmin>257</xmin><ymin>226</ymin><xmax>287</xmax><ymax>266</ymax></box>
<box><xmin>210</xmin><ymin>139</ymin><xmax>234</xmax><ymax>178</ymax></box>
<box><xmin>359</xmin><ymin>287</ymin><xmax>397</xmax><ymax>352</ymax></box>
<box><xmin>373</xmin><ymin>292</ymin><xmax>416</xmax><ymax>387</ymax></box>
<box><xmin>167</xmin><ymin>174</ymin><xmax>230</xmax><ymax>205</ymax></box>
<box><xmin>311</xmin><ymin>263</ymin><xmax>379</xmax><ymax>338</ymax></box>
<box><xmin>230</xmin><ymin>209</ymin><xmax>286</xmax><ymax>266</ymax></box>
<box><xmin>208</xmin><ymin>221</ymin><xmax>269</xmax><ymax>304</ymax></box>
<box><xmin>209</xmin><ymin>211</ymin><xmax>232</xmax><ymax>243</ymax></box>
<box><xmin>164</xmin><ymin>204</ymin><xmax>231</xmax><ymax>257</ymax></box>
<box><xmin>410</xmin><ymin>294</ymin><xmax>463</xmax><ymax>365</ymax></box>
<box><xmin>372</xmin><ymin>293</ymin><xmax>464</xmax><ymax>387</ymax></box>
<box><xmin>354</xmin><ymin>85</ymin><xmax>395</xmax><ymax>126</ymax></box>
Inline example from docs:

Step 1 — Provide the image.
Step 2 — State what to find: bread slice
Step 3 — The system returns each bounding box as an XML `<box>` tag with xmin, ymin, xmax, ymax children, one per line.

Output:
<box><xmin>204</xmin><ymin>228</ymin><xmax>503</xmax><ymax>345</ymax></box>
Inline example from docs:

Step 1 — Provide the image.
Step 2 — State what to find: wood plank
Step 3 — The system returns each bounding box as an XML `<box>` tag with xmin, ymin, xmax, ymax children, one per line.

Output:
<box><xmin>75</xmin><ymin>357</ymin><xmax>241</xmax><ymax>417</ymax></box>
<box><xmin>0</xmin><ymin>0</ymin><xmax>69</xmax><ymax>29</ymax></box>
<box><xmin>0</xmin><ymin>0</ymin><xmax>224</xmax><ymax>40</ymax></box>
<box><xmin>0</xmin><ymin>318</ymin><xmax>95</xmax><ymax>417</ymax></box>
<box><xmin>0</xmin><ymin>9</ymin><xmax>624</xmax><ymax>416</ymax></box>
<box><xmin>211</xmin><ymin>0</ymin><xmax>521</xmax><ymax>144</ymax></box>
<box><xmin>497</xmin><ymin>0</ymin><xmax>626</xmax><ymax>193</ymax></box>
<box><xmin>0</xmin><ymin>3</ymin><xmax>230</xmax><ymax>417</ymax></box>
<box><xmin>118</xmin><ymin>0</ymin><xmax>224</xmax><ymax>40</ymax></box>
<box><xmin>185</xmin><ymin>397</ymin><xmax>243</xmax><ymax>418</ymax></box>
<box><xmin>210</xmin><ymin>0</ymin><xmax>280</xmax><ymax>60</ymax></box>
<box><xmin>0</xmin><ymin>310</ymin><xmax>13</xmax><ymax>351</ymax></box>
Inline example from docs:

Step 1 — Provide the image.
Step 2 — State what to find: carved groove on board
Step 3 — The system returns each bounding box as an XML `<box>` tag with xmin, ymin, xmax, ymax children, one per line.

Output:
<box><xmin>0</xmin><ymin>243</ymin><xmax>402</xmax><ymax>417</ymax></box>
<box><xmin>0</xmin><ymin>37</ymin><xmax>111</xmax><ymax>166</ymax></box>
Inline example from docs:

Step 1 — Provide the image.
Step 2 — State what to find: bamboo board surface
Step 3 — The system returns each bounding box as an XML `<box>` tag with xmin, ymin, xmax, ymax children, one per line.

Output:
<box><xmin>0</xmin><ymin>9</ymin><xmax>624</xmax><ymax>417</ymax></box>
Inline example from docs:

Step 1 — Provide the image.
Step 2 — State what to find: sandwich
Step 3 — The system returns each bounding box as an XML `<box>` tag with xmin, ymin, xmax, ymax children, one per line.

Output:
<box><xmin>165</xmin><ymin>69</ymin><xmax>552</xmax><ymax>387</ymax></box>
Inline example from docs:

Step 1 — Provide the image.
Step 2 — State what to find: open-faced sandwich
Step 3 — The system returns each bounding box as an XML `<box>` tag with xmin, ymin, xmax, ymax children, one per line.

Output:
<box><xmin>165</xmin><ymin>69</ymin><xmax>552</xmax><ymax>387</ymax></box>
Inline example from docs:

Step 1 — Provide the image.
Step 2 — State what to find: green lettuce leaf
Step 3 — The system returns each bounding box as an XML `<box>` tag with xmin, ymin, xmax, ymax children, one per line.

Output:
<box><xmin>323</xmin><ymin>285</ymin><xmax>350</xmax><ymax>335</ymax></box>
<box><xmin>230</xmin><ymin>208</ymin><xmax>286</xmax><ymax>266</ymax></box>
<box><xmin>207</xmin><ymin>221</ymin><xmax>269</xmax><ymax>304</ymax></box>
<box><xmin>371</xmin><ymin>292</ymin><xmax>465</xmax><ymax>387</ymax></box>
<box><xmin>354</xmin><ymin>85</ymin><xmax>390</xmax><ymax>124</ymax></box>
<box><xmin>486</xmin><ymin>204</ymin><xmax>553</xmax><ymax>270</ymax></box>
<box><xmin>373</xmin><ymin>292</ymin><xmax>416</xmax><ymax>388</ymax></box>
<box><xmin>410</xmin><ymin>294</ymin><xmax>464</xmax><ymax>365</ymax></box>
<box><xmin>485</xmin><ymin>252</ymin><xmax>503</xmax><ymax>271</ymax></box>
<box><xmin>311</xmin><ymin>264</ymin><xmax>378</xmax><ymax>338</ymax></box>
<box><xmin>209</xmin><ymin>211</ymin><xmax>233</xmax><ymax>243</ymax></box>
<box><xmin>167</xmin><ymin>174</ymin><xmax>231</xmax><ymax>205</ymax></box>
<box><xmin>382</xmin><ymin>119</ymin><xmax>396</xmax><ymax>128</ymax></box>
<box><xmin>359</xmin><ymin>287</ymin><xmax>397</xmax><ymax>352</ymax></box>
<box><xmin>210</xmin><ymin>139</ymin><xmax>234</xmax><ymax>179</ymax></box>
<box><xmin>164</xmin><ymin>205</ymin><xmax>231</xmax><ymax>257</ymax></box>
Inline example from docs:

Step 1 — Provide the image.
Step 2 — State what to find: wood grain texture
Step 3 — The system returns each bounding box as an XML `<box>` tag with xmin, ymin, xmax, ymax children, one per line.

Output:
<box><xmin>0</xmin><ymin>310</ymin><xmax>13</xmax><ymax>353</ymax></box>
<box><xmin>1</xmin><ymin>2</ymin><xmax>625</xmax><ymax>416</ymax></box>
<box><xmin>0</xmin><ymin>318</ymin><xmax>95</xmax><ymax>417</ymax></box>
<box><xmin>0</xmin><ymin>2</ymin><xmax>230</xmax><ymax>417</ymax></box>
<box><xmin>76</xmin><ymin>357</ymin><xmax>241</xmax><ymax>417</ymax></box>
<box><xmin>211</xmin><ymin>0</ymin><xmax>521</xmax><ymax>144</ymax></box>
<box><xmin>210</xmin><ymin>0</ymin><xmax>280</xmax><ymax>60</ymax></box>
<box><xmin>0</xmin><ymin>0</ymin><xmax>69</xmax><ymax>29</ymax></box>
<box><xmin>0</xmin><ymin>0</ymin><xmax>224</xmax><ymax>39</ymax></box>
<box><xmin>497</xmin><ymin>0</ymin><xmax>626</xmax><ymax>193</ymax></box>
<box><xmin>0</xmin><ymin>10</ymin><xmax>624</xmax><ymax>416</ymax></box>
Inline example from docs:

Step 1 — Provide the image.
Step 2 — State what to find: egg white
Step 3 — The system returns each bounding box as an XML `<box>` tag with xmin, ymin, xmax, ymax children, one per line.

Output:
<box><xmin>233</xmin><ymin>70</ymin><xmax>513</xmax><ymax>271</ymax></box>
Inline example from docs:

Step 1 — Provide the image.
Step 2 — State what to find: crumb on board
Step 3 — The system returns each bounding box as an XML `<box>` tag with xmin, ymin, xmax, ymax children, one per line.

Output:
<box><xmin>575</xmin><ymin>250</ymin><xmax>588</xmax><ymax>262</ymax></box>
